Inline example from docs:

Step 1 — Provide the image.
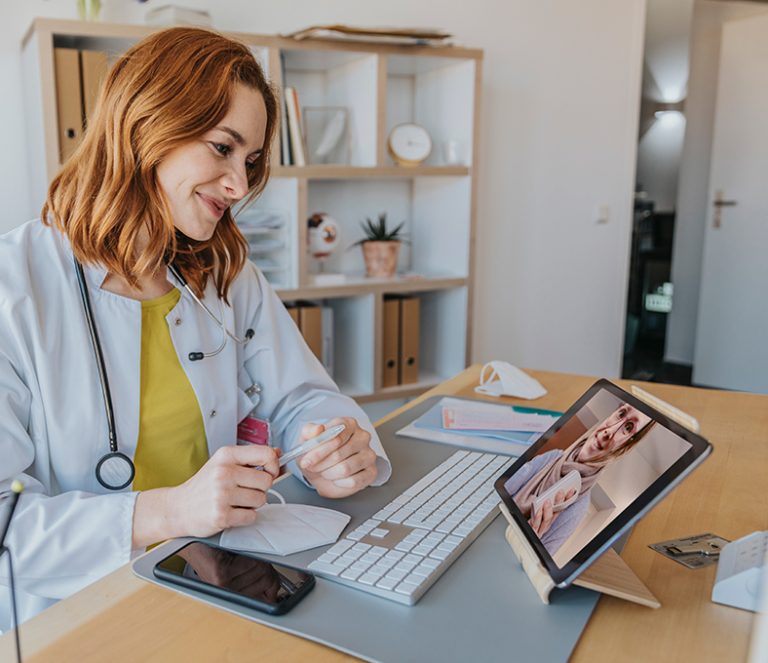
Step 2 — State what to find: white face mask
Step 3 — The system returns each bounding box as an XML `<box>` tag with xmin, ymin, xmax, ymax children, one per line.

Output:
<box><xmin>219</xmin><ymin>491</ymin><xmax>351</xmax><ymax>556</ymax></box>
<box><xmin>474</xmin><ymin>361</ymin><xmax>547</xmax><ymax>400</ymax></box>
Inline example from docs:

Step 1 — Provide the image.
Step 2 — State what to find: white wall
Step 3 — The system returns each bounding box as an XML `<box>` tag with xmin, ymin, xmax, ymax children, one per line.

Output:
<box><xmin>0</xmin><ymin>0</ymin><xmax>647</xmax><ymax>378</ymax></box>
<box><xmin>664</xmin><ymin>0</ymin><xmax>768</xmax><ymax>365</ymax></box>
<box><xmin>635</xmin><ymin>0</ymin><xmax>693</xmax><ymax>212</ymax></box>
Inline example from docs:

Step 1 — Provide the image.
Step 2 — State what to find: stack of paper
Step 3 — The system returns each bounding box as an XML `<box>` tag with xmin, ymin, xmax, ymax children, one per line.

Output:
<box><xmin>283</xmin><ymin>25</ymin><xmax>453</xmax><ymax>47</ymax></box>
<box><xmin>397</xmin><ymin>397</ymin><xmax>562</xmax><ymax>456</ymax></box>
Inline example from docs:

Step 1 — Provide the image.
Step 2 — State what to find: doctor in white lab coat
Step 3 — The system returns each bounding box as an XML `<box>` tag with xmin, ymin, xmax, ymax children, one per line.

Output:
<box><xmin>0</xmin><ymin>27</ymin><xmax>390</xmax><ymax>631</ymax></box>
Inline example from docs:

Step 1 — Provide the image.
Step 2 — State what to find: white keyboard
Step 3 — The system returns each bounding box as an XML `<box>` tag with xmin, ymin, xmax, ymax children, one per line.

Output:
<box><xmin>307</xmin><ymin>450</ymin><xmax>509</xmax><ymax>605</ymax></box>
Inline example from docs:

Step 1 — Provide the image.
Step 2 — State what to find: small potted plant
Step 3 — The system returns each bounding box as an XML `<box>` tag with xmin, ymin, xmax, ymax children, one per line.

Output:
<box><xmin>352</xmin><ymin>213</ymin><xmax>407</xmax><ymax>278</ymax></box>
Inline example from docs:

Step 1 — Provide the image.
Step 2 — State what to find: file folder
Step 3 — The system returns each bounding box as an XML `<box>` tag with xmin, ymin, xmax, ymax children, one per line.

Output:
<box><xmin>298</xmin><ymin>302</ymin><xmax>323</xmax><ymax>360</ymax></box>
<box><xmin>399</xmin><ymin>296</ymin><xmax>420</xmax><ymax>384</ymax></box>
<box><xmin>382</xmin><ymin>297</ymin><xmax>400</xmax><ymax>388</ymax></box>
<box><xmin>53</xmin><ymin>48</ymin><xmax>83</xmax><ymax>163</ymax></box>
<box><xmin>80</xmin><ymin>50</ymin><xmax>109</xmax><ymax>126</ymax></box>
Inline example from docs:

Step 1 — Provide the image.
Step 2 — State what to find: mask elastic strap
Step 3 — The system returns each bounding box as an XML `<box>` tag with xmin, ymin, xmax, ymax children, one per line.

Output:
<box><xmin>266</xmin><ymin>488</ymin><xmax>286</xmax><ymax>505</ymax></box>
<box><xmin>479</xmin><ymin>362</ymin><xmax>497</xmax><ymax>387</ymax></box>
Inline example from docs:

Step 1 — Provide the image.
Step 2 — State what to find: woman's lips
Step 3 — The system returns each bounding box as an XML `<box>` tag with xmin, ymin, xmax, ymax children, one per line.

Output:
<box><xmin>196</xmin><ymin>192</ymin><xmax>226</xmax><ymax>218</ymax></box>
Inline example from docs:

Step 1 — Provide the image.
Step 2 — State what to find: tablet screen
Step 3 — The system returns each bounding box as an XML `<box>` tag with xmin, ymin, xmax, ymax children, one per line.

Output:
<box><xmin>495</xmin><ymin>380</ymin><xmax>711</xmax><ymax>583</ymax></box>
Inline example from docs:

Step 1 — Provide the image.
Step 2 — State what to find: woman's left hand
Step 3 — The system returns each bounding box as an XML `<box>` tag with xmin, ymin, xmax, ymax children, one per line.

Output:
<box><xmin>296</xmin><ymin>417</ymin><xmax>378</xmax><ymax>498</ymax></box>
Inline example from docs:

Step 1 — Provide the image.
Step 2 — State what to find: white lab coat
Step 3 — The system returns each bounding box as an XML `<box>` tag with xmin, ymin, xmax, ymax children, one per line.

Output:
<box><xmin>0</xmin><ymin>219</ymin><xmax>391</xmax><ymax>631</ymax></box>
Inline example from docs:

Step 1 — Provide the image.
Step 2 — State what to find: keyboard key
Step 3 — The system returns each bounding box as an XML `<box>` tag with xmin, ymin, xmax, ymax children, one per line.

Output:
<box><xmin>326</xmin><ymin>539</ymin><xmax>354</xmax><ymax>556</ymax></box>
<box><xmin>352</xmin><ymin>543</ymin><xmax>371</xmax><ymax>554</ymax></box>
<box><xmin>429</xmin><ymin>548</ymin><xmax>451</xmax><ymax>561</ymax></box>
<box><xmin>395</xmin><ymin>541</ymin><xmax>414</xmax><ymax>553</ymax></box>
<box><xmin>376</xmin><ymin>576</ymin><xmax>399</xmax><ymax>591</ymax></box>
<box><xmin>404</xmin><ymin>572</ymin><xmax>427</xmax><ymax>586</ymax></box>
<box><xmin>370</xmin><ymin>546</ymin><xmax>388</xmax><ymax>556</ymax></box>
<box><xmin>358</xmin><ymin>572</ymin><xmax>383</xmax><ymax>586</ymax></box>
<box><xmin>307</xmin><ymin>561</ymin><xmax>341</xmax><ymax>576</ymax></box>
<box><xmin>411</xmin><ymin>564</ymin><xmax>432</xmax><ymax>577</ymax></box>
<box><xmin>341</xmin><ymin>568</ymin><xmax>364</xmax><ymax>581</ymax></box>
<box><xmin>316</xmin><ymin>552</ymin><xmax>338</xmax><ymax>564</ymax></box>
<box><xmin>420</xmin><ymin>557</ymin><xmax>440</xmax><ymax>569</ymax></box>
<box><xmin>445</xmin><ymin>535</ymin><xmax>462</xmax><ymax>546</ymax></box>
<box><xmin>412</xmin><ymin>544</ymin><xmax>434</xmax><ymax>556</ymax></box>
<box><xmin>370</xmin><ymin>528</ymin><xmax>389</xmax><ymax>538</ymax></box>
<box><xmin>395</xmin><ymin>581</ymin><xmax>420</xmax><ymax>596</ymax></box>
<box><xmin>386</xmin><ymin>568</ymin><xmax>408</xmax><ymax>581</ymax></box>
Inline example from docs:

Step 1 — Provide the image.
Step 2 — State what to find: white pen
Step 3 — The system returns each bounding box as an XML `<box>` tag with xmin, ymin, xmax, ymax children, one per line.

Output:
<box><xmin>279</xmin><ymin>424</ymin><xmax>346</xmax><ymax>467</ymax></box>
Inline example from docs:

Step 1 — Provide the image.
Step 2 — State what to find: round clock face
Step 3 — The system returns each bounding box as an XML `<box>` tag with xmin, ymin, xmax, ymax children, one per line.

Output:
<box><xmin>388</xmin><ymin>123</ymin><xmax>432</xmax><ymax>165</ymax></box>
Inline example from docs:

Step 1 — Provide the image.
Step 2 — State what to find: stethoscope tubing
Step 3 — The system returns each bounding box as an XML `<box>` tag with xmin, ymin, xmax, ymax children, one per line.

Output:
<box><xmin>74</xmin><ymin>259</ymin><xmax>119</xmax><ymax>454</ymax></box>
<box><xmin>74</xmin><ymin>258</ymin><xmax>253</xmax><ymax>490</ymax></box>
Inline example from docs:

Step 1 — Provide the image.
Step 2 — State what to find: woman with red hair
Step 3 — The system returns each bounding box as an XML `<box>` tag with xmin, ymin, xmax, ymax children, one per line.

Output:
<box><xmin>0</xmin><ymin>28</ymin><xmax>389</xmax><ymax>628</ymax></box>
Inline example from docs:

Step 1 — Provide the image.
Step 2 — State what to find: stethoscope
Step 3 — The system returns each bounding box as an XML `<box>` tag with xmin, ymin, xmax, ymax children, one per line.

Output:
<box><xmin>74</xmin><ymin>258</ymin><xmax>254</xmax><ymax>490</ymax></box>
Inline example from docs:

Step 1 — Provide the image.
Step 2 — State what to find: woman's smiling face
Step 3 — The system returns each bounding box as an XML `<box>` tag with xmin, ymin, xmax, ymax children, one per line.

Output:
<box><xmin>156</xmin><ymin>83</ymin><xmax>267</xmax><ymax>241</ymax></box>
<box><xmin>577</xmin><ymin>404</ymin><xmax>652</xmax><ymax>462</ymax></box>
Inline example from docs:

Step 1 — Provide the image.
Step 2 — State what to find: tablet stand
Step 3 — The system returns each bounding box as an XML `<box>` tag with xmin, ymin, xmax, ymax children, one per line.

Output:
<box><xmin>499</xmin><ymin>386</ymin><xmax>702</xmax><ymax>609</ymax></box>
<box><xmin>500</xmin><ymin>503</ymin><xmax>660</xmax><ymax>608</ymax></box>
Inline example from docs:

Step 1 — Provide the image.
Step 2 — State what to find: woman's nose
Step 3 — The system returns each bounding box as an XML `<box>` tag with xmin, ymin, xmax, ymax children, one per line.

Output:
<box><xmin>222</xmin><ymin>163</ymin><xmax>248</xmax><ymax>200</ymax></box>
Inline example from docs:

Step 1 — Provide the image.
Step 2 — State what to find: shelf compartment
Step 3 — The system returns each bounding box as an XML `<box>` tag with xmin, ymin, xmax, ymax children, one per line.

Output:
<box><xmin>237</xmin><ymin>177</ymin><xmax>299</xmax><ymax>289</ymax></box>
<box><xmin>282</xmin><ymin>49</ymin><xmax>379</xmax><ymax>167</ymax></box>
<box><xmin>418</xmin><ymin>287</ymin><xmax>470</xmax><ymax>381</ymax></box>
<box><xmin>385</xmin><ymin>55</ymin><xmax>475</xmax><ymax>167</ymax></box>
<box><xmin>282</xmin><ymin>294</ymin><xmax>376</xmax><ymax>396</ymax></box>
<box><xmin>304</xmin><ymin>177</ymin><xmax>471</xmax><ymax>283</ymax></box>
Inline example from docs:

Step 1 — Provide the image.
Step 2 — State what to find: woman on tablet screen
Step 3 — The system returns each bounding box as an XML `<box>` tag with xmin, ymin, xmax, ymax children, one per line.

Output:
<box><xmin>504</xmin><ymin>403</ymin><xmax>654</xmax><ymax>555</ymax></box>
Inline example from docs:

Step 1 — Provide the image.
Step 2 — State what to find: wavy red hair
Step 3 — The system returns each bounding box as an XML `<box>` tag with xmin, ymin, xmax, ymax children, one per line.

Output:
<box><xmin>42</xmin><ymin>27</ymin><xmax>279</xmax><ymax>300</ymax></box>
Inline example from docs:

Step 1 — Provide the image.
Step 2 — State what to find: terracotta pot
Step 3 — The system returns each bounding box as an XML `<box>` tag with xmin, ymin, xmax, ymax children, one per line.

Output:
<box><xmin>361</xmin><ymin>241</ymin><xmax>401</xmax><ymax>278</ymax></box>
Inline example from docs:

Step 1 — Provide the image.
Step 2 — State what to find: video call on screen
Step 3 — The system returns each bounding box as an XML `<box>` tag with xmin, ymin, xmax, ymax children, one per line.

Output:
<box><xmin>503</xmin><ymin>390</ymin><xmax>691</xmax><ymax>567</ymax></box>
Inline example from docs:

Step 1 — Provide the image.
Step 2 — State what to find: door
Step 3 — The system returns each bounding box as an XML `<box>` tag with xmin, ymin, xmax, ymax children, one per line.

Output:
<box><xmin>693</xmin><ymin>13</ymin><xmax>768</xmax><ymax>392</ymax></box>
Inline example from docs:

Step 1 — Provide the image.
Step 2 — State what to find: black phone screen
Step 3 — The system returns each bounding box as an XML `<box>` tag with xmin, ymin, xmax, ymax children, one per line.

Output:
<box><xmin>155</xmin><ymin>541</ymin><xmax>314</xmax><ymax>608</ymax></box>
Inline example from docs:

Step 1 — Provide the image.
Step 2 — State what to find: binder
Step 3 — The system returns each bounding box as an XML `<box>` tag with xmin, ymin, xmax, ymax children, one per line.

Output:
<box><xmin>53</xmin><ymin>48</ymin><xmax>83</xmax><ymax>163</ymax></box>
<box><xmin>382</xmin><ymin>297</ymin><xmax>400</xmax><ymax>388</ymax></box>
<box><xmin>298</xmin><ymin>302</ymin><xmax>323</xmax><ymax>360</ymax></box>
<box><xmin>399</xmin><ymin>296</ymin><xmax>420</xmax><ymax>384</ymax></box>
<box><xmin>80</xmin><ymin>50</ymin><xmax>109</xmax><ymax>126</ymax></box>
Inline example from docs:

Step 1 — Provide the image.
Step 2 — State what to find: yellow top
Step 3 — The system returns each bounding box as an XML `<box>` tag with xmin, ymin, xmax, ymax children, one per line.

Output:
<box><xmin>132</xmin><ymin>288</ymin><xmax>208</xmax><ymax>492</ymax></box>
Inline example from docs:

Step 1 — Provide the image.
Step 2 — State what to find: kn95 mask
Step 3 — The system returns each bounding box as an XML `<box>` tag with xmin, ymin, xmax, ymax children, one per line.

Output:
<box><xmin>219</xmin><ymin>491</ymin><xmax>351</xmax><ymax>556</ymax></box>
<box><xmin>474</xmin><ymin>361</ymin><xmax>547</xmax><ymax>400</ymax></box>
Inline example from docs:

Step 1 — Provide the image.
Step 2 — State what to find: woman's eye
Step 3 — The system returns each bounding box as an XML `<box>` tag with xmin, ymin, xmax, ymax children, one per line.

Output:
<box><xmin>624</xmin><ymin>422</ymin><xmax>634</xmax><ymax>433</ymax></box>
<box><xmin>211</xmin><ymin>142</ymin><xmax>231</xmax><ymax>156</ymax></box>
<box><xmin>246</xmin><ymin>159</ymin><xmax>259</xmax><ymax>170</ymax></box>
<box><xmin>618</xmin><ymin>408</ymin><xmax>627</xmax><ymax>418</ymax></box>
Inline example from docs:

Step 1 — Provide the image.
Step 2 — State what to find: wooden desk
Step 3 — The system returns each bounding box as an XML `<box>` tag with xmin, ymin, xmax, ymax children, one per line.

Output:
<box><xmin>2</xmin><ymin>367</ymin><xmax>765</xmax><ymax>662</ymax></box>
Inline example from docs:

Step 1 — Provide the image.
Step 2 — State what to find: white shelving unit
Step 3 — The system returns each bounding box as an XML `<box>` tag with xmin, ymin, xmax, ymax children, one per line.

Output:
<box><xmin>22</xmin><ymin>18</ymin><xmax>483</xmax><ymax>403</ymax></box>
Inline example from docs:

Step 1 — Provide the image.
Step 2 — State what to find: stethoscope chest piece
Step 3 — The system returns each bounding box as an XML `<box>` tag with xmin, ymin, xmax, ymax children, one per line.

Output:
<box><xmin>95</xmin><ymin>451</ymin><xmax>136</xmax><ymax>491</ymax></box>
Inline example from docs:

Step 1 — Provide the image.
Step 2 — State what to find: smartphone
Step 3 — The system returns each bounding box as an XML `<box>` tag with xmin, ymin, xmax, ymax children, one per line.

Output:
<box><xmin>153</xmin><ymin>541</ymin><xmax>315</xmax><ymax>615</ymax></box>
<box><xmin>531</xmin><ymin>470</ymin><xmax>582</xmax><ymax>516</ymax></box>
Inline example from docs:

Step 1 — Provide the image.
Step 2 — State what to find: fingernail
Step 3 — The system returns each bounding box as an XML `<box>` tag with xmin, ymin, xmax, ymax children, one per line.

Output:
<box><xmin>334</xmin><ymin>478</ymin><xmax>355</xmax><ymax>488</ymax></box>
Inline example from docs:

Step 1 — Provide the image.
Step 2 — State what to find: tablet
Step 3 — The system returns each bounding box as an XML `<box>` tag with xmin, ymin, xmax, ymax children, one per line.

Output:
<box><xmin>494</xmin><ymin>379</ymin><xmax>712</xmax><ymax>587</ymax></box>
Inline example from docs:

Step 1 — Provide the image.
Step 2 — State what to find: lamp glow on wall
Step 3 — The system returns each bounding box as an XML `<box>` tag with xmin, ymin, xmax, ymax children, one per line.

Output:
<box><xmin>653</xmin><ymin>99</ymin><xmax>685</xmax><ymax>120</ymax></box>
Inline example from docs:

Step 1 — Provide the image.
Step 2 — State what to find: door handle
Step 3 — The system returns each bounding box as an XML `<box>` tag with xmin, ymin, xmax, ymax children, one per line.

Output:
<box><xmin>713</xmin><ymin>189</ymin><xmax>737</xmax><ymax>228</ymax></box>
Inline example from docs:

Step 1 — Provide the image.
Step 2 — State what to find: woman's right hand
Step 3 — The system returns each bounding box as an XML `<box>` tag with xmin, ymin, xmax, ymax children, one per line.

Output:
<box><xmin>133</xmin><ymin>445</ymin><xmax>281</xmax><ymax>548</ymax></box>
<box><xmin>528</xmin><ymin>488</ymin><xmax>577</xmax><ymax>538</ymax></box>
<box><xmin>171</xmin><ymin>445</ymin><xmax>280</xmax><ymax>538</ymax></box>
